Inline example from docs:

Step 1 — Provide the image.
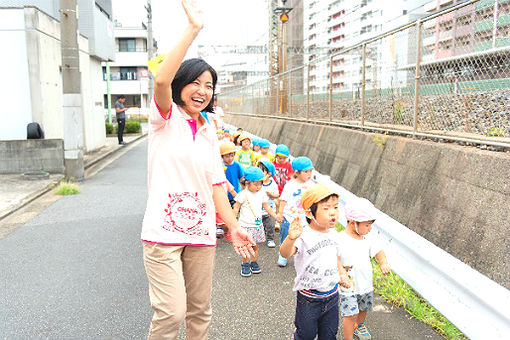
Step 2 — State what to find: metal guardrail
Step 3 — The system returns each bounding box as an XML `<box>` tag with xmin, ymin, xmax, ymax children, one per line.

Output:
<box><xmin>220</xmin><ymin>0</ymin><xmax>510</xmax><ymax>147</ymax></box>
<box><xmin>231</xmin><ymin>124</ymin><xmax>510</xmax><ymax>339</ymax></box>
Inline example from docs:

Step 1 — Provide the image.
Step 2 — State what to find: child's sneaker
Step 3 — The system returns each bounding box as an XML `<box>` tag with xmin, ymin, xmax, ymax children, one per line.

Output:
<box><xmin>277</xmin><ymin>254</ymin><xmax>287</xmax><ymax>267</ymax></box>
<box><xmin>354</xmin><ymin>323</ymin><xmax>371</xmax><ymax>340</ymax></box>
<box><xmin>267</xmin><ymin>240</ymin><xmax>276</xmax><ymax>248</ymax></box>
<box><xmin>224</xmin><ymin>232</ymin><xmax>232</xmax><ymax>242</ymax></box>
<box><xmin>241</xmin><ymin>263</ymin><xmax>251</xmax><ymax>277</ymax></box>
<box><xmin>216</xmin><ymin>227</ymin><xmax>223</xmax><ymax>238</ymax></box>
<box><xmin>250</xmin><ymin>261</ymin><xmax>262</xmax><ymax>274</ymax></box>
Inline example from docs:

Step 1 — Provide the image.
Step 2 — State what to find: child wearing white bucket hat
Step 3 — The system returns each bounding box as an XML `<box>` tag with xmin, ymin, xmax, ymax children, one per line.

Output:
<box><xmin>337</xmin><ymin>197</ymin><xmax>390</xmax><ymax>340</ymax></box>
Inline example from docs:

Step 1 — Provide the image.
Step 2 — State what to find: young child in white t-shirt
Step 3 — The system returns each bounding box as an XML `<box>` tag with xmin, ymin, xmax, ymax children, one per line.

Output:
<box><xmin>276</xmin><ymin>156</ymin><xmax>315</xmax><ymax>267</ymax></box>
<box><xmin>337</xmin><ymin>197</ymin><xmax>390</xmax><ymax>340</ymax></box>
<box><xmin>257</xmin><ymin>159</ymin><xmax>280</xmax><ymax>248</ymax></box>
<box><xmin>233</xmin><ymin>166</ymin><xmax>279</xmax><ymax>277</ymax></box>
<box><xmin>280</xmin><ymin>184</ymin><xmax>350</xmax><ymax>340</ymax></box>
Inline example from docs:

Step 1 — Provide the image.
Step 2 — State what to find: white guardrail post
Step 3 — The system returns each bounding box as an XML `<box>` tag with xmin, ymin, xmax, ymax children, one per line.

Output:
<box><xmin>227</xmin><ymin>125</ymin><xmax>510</xmax><ymax>339</ymax></box>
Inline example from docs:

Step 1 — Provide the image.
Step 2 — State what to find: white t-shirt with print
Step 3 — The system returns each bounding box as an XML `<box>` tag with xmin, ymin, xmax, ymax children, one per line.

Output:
<box><xmin>293</xmin><ymin>226</ymin><xmax>341</xmax><ymax>292</ymax></box>
<box><xmin>336</xmin><ymin>231</ymin><xmax>383</xmax><ymax>295</ymax></box>
<box><xmin>280</xmin><ymin>179</ymin><xmax>314</xmax><ymax>224</ymax></box>
<box><xmin>261</xmin><ymin>179</ymin><xmax>278</xmax><ymax>216</ymax></box>
<box><xmin>235</xmin><ymin>189</ymin><xmax>268</xmax><ymax>228</ymax></box>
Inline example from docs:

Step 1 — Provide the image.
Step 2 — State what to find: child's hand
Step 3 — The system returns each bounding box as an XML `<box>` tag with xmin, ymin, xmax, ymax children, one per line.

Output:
<box><xmin>276</xmin><ymin>213</ymin><xmax>283</xmax><ymax>223</ymax></box>
<box><xmin>339</xmin><ymin>274</ymin><xmax>351</xmax><ymax>288</ymax></box>
<box><xmin>288</xmin><ymin>217</ymin><xmax>303</xmax><ymax>240</ymax></box>
<box><xmin>380</xmin><ymin>263</ymin><xmax>391</xmax><ymax>276</ymax></box>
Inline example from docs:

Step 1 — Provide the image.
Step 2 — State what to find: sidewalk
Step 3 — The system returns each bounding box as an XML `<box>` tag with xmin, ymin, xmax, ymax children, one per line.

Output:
<box><xmin>0</xmin><ymin>131</ymin><xmax>147</xmax><ymax>221</ymax></box>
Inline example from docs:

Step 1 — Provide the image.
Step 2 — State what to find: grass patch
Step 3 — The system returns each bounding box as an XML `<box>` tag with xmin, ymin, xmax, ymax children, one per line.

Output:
<box><xmin>335</xmin><ymin>221</ymin><xmax>466</xmax><ymax>339</ymax></box>
<box><xmin>372</xmin><ymin>260</ymin><xmax>467</xmax><ymax>339</ymax></box>
<box><xmin>54</xmin><ymin>181</ymin><xmax>80</xmax><ymax>195</ymax></box>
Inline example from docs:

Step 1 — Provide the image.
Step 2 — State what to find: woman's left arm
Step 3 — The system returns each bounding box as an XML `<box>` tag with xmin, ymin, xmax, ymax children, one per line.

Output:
<box><xmin>212</xmin><ymin>185</ymin><xmax>255</xmax><ymax>258</ymax></box>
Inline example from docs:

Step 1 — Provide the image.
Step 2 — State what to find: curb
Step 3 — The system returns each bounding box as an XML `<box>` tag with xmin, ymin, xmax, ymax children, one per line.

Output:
<box><xmin>0</xmin><ymin>133</ymin><xmax>147</xmax><ymax>222</ymax></box>
<box><xmin>84</xmin><ymin>132</ymin><xmax>147</xmax><ymax>170</ymax></box>
<box><xmin>0</xmin><ymin>175</ymin><xmax>64</xmax><ymax>221</ymax></box>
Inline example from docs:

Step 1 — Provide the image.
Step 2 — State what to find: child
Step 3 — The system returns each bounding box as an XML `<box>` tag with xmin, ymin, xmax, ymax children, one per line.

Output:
<box><xmin>220</xmin><ymin>142</ymin><xmax>245</xmax><ymax>240</ymax></box>
<box><xmin>280</xmin><ymin>184</ymin><xmax>350</xmax><ymax>340</ymax></box>
<box><xmin>273</xmin><ymin>144</ymin><xmax>293</xmax><ymax>196</ymax></box>
<box><xmin>233</xmin><ymin>167</ymin><xmax>279</xmax><ymax>277</ymax></box>
<box><xmin>221</xmin><ymin>128</ymin><xmax>232</xmax><ymax>143</ymax></box>
<box><xmin>337</xmin><ymin>197</ymin><xmax>390</xmax><ymax>340</ymax></box>
<box><xmin>235</xmin><ymin>134</ymin><xmax>256</xmax><ymax>169</ymax></box>
<box><xmin>276</xmin><ymin>156</ymin><xmax>314</xmax><ymax>267</ymax></box>
<box><xmin>232</xmin><ymin>130</ymin><xmax>243</xmax><ymax>148</ymax></box>
<box><xmin>255</xmin><ymin>139</ymin><xmax>275</xmax><ymax>163</ymax></box>
<box><xmin>252</xmin><ymin>138</ymin><xmax>261</xmax><ymax>158</ymax></box>
<box><xmin>257</xmin><ymin>159</ymin><xmax>280</xmax><ymax>248</ymax></box>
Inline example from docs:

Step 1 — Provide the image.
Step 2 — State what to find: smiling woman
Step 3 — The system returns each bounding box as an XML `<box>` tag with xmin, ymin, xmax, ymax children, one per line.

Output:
<box><xmin>140</xmin><ymin>1</ymin><xmax>255</xmax><ymax>339</ymax></box>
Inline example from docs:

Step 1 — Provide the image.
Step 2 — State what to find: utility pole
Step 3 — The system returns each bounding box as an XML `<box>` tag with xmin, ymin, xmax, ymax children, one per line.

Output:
<box><xmin>60</xmin><ymin>0</ymin><xmax>84</xmax><ymax>180</ymax></box>
<box><xmin>146</xmin><ymin>0</ymin><xmax>154</xmax><ymax>102</ymax></box>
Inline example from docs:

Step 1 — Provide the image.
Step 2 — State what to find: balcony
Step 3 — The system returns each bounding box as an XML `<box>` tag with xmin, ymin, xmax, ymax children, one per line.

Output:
<box><xmin>109</xmin><ymin>51</ymin><xmax>149</xmax><ymax>67</ymax></box>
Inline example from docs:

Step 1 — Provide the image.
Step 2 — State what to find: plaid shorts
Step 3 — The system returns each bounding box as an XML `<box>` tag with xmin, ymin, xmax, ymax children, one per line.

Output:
<box><xmin>340</xmin><ymin>291</ymin><xmax>374</xmax><ymax>317</ymax></box>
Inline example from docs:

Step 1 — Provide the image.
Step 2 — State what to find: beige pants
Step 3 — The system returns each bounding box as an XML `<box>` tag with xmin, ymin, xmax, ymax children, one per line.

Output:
<box><xmin>143</xmin><ymin>242</ymin><xmax>216</xmax><ymax>340</ymax></box>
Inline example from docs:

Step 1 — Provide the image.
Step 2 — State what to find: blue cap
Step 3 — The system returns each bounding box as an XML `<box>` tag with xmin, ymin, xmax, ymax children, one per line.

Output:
<box><xmin>258</xmin><ymin>139</ymin><xmax>270</xmax><ymax>148</ymax></box>
<box><xmin>252</xmin><ymin>138</ymin><xmax>260</xmax><ymax>146</ymax></box>
<box><xmin>291</xmin><ymin>156</ymin><xmax>314</xmax><ymax>171</ymax></box>
<box><xmin>275</xmin><ymin>144</ymin><xmax>290</xmax><ymax>157</ymax></box>
<box><xmin>258</xmin><ymin>159</ymin><xmax>275</xmax><ymax>177</ymax></box>
<box><xmin>244</xmin><ymin>166</ymin><xmax>265</xmax><ymax>182</ymax></box>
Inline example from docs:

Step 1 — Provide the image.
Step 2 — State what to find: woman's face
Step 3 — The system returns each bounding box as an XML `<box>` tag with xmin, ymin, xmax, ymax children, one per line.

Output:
<box><xmin>180</xmin><ymin>70</ymin><xmax>214</xmax><ymax>115</ymax></box>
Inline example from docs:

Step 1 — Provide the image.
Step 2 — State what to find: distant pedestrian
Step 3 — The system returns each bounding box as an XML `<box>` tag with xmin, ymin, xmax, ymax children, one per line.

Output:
<box><xmin>212</xmin><ymin>95</ymin><xmax>225</xmax><ymax>129</ymax></box>
<box><xmin>233</xmin><ymin>167</ymin><xmax>280</xmax><ymax>277</ymax></box>
<box><xmin>280</xmin><ymin>184</ymin><xmax>350</xmax><ymax>340</ymax></box>
<box><xmin>337</xmin><ymin>197</ymin><xmax>390</xmax><ymax>340</ymax></box>
<box><xmin>115</xmin><ymin>95</ymin><xmax>128</xmax><ymax>145</ymax></box>
<box><xmin>141</xmin><ymin>1</ymin><xmax>255</xmax><ymax>338</ymax></box>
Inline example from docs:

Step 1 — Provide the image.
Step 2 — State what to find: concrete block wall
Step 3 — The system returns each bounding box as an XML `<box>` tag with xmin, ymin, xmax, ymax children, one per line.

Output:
<box><xmin>226</xmin><ymin>114</ymin><xmax>510</xmax><ymax>289</ymax></box>
<box><xmin>0</xmin><ymin>139</ymin><xmax>64</xmax><ymax>174</ymax></box>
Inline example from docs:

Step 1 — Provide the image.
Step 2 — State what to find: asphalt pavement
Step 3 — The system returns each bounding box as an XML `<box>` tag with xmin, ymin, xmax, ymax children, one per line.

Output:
<box><xmin>0</xmin><ymin>139</ymin><xmax>443</xmax><ymax>339</ymax></box>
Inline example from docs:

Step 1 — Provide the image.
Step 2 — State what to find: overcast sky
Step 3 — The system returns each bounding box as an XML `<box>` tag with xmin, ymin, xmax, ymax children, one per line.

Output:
<box><xmin>112</xmin><ymin>0</ymin><xmax>268</xmax><ymax>54</ymax></box>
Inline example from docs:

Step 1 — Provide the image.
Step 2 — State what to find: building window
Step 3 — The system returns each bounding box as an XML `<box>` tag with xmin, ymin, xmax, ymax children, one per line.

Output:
<box><xmin>120</xmin><ymin>67</ymin><xmax>137</xmax><ymax>80</ymax></box>
<box><xmin>118</xmin><ymin>38</ymin><xmax>136</xmax><ymax>52</ymax></box>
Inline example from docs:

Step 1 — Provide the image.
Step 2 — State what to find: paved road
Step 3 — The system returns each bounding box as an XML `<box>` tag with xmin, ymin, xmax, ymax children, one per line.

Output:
<box><xmin>0</xmin><ymin>139</ymin><xmax>442</xmax><ymax>339</ymax></box>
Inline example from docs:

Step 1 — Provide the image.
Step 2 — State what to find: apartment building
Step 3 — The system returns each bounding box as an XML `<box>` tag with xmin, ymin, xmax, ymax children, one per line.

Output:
<box><xmin>304</xmin><ymin>0</ymin><xmax>430</xmax><ymax>94</ymax></box>
<box><xmin>102</xmin><ymin>26</ymin><xmax>153</xmax><ymax>118</ymax></box>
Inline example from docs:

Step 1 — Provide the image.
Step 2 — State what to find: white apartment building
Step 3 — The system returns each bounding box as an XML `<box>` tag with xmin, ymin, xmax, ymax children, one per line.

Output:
<box><xmin>102</xmin><ymin>26</ymin><xmax>152</xmax><ymax>119</ymax></box>
<box><xmin>304</xmin><ymin>0</ymin><xmax>429</xmax><ymax>94</ymax></box>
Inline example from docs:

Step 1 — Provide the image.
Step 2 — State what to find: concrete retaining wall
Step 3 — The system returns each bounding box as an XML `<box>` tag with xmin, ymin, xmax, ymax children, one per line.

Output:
<box><xmin>226</xmin><ymin>113</ymin><xmax>510</xmax><ymax>289</ymax></box>
<box><xmin>0</xmin><ymin>139</ymin><xmax>64</xmax><ymax>174</ymax></box>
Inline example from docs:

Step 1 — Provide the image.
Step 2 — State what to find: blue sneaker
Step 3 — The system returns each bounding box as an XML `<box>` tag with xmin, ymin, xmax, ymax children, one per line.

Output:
<box><xmin>250</xmin><ymin>261</ymin><xmax>261</xmax><ymax>274</ymax></box>
<box><xmin>277</xmin><ymin>254</ymin><xmax>287</xmax><ymax>267</ymax></box>
<box><xmin>354</xmin><ymin>323</ymin><xmax>371</xmax><ymax>339</ymax></box>
<box><xmin>241</xmin><ymin>262</ymin><xmax>251</xmax><ymax>277</ymax></box>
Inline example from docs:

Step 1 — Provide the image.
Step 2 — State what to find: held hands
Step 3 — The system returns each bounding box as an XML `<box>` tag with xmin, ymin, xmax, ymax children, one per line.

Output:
<box><xmin>339</xmin><ymin>274</ymin><xmax>351</xmax><ymax>288</ymax></box>
<box><xmin>287</xmin><ymin>217</ymin><xmax>303</xmax><ymax>241</ymax></box>
<box><xmin>182</xmin><ymin>0</ymin><xmax>205</xmax><ymax>30</ymax></box>
<box><xmin>230</xmin><ymin>227</ymin><xmax>256</xmax><ymax>260</ymax></box>
<box><xmin>380</xmin><ymin>263</ymin><xmax>391</xmax><ymax>276</ymax></box>
<box><xmin>276</xmin><ymin>213</ymin><xmax>284</xmax><ymax>224</ymax></box>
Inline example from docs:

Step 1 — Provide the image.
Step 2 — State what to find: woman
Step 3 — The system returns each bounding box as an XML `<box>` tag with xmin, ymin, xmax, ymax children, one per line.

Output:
<box><xmin>141</xmin><ymin>1</ymin><xmax>255</xmax><ymax>338</ymax></box>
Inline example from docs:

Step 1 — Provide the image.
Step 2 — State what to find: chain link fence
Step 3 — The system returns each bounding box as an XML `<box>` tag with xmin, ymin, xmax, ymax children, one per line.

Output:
<box><xmin>220</xmin><ymin>0</ymin><xmax>510</xmax><ymax>145</ymax></box>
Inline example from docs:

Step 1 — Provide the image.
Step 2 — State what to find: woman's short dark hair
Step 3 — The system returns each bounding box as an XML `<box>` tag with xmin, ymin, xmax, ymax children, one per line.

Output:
<box><xmin>171</xmin><ymin>58</ymin><xmax>217</xmax><ymax>113</ymax></box>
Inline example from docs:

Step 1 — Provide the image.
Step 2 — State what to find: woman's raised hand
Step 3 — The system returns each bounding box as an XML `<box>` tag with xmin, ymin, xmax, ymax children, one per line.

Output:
<box><xmin>182</xmin><ymin>0</ymin><xmax>205</xmax><ymax>30</ymax></box>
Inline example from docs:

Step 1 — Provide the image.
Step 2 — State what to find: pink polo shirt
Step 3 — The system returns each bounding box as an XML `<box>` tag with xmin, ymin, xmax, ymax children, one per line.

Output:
<box><xmin>141</xmin><ymin>97</ymin><xmax>226</xmax><ymax>246</ymax></box>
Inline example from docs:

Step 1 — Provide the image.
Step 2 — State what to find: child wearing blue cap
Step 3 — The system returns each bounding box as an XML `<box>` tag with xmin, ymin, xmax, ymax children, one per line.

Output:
<box><xmin>276</xmin><ymin>156</ymin><xmax>315</xmax><ymax>267</ymax></box>
<box><xmin>252</xmin><ymin>138</ymin><xmax>261</xmax><ymax>158</ymax></box>
<box><xmin>258</xmin><ymin>159</ymin><xmax>281</xmax><ymax>248</ymax></box>
<box><xmin>233</xmin><ymin>166</ymin><xmax>279</xmax><ymax>277</ymax></box>
<box><xmin>273</xmin><ymin>144</ymin><xmax>293</xmax><ymax>196</ymax></box>
<box><xmin>255</xmin><ymin>139</ymin><xmax>275</xmax><ymax>163</ymax></box>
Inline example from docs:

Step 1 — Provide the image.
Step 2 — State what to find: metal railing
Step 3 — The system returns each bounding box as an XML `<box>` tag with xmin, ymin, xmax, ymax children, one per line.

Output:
<box><xmin>220</xmin><ymin>0</ymin><xmax>510</xmax><ymax>147</ymax></box>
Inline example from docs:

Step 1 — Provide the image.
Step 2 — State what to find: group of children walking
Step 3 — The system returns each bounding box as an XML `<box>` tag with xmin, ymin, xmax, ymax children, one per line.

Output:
<box><xmin>216</xmin><ymin>127</ymin><xmax>391</xmax><ymax>340</ymax></box>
